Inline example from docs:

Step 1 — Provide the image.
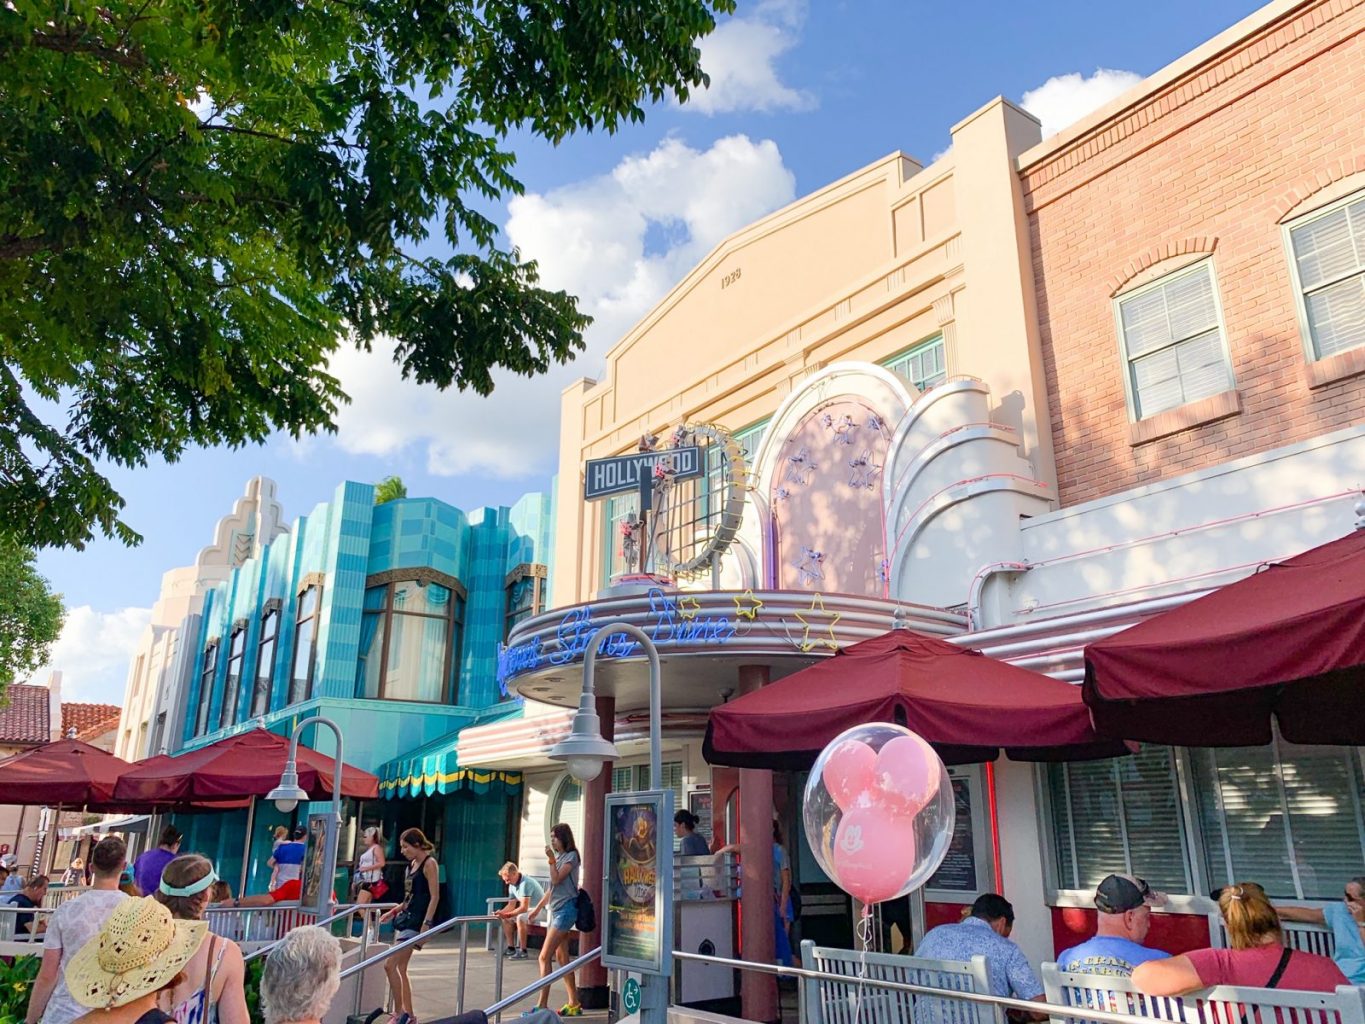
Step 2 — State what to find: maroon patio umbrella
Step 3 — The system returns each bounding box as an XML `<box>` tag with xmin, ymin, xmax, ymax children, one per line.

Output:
<box><xmin>703</xmin><ymin>629</ymin><xmax>1132</xmax><ymax>769</ymax></box>
<box><xmin>113</xmin><ymin>727</ymin><xmax>379</xmax><ymax>803</ymax></box>
<box><xmin>0</xmin><ymin>739</ymin><xmax>131</xmax><ymax>806</ymax></box>
<box><xmin>1083</xmin><ymin>528</ymin><xmax>1365</xmax><ymax>747</ymax></box>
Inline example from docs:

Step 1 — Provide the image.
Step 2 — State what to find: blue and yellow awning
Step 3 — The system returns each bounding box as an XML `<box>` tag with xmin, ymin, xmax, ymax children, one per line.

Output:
<box><xmin>377</xmin><ymin>731</ymin><xmax>521</xmax><ymax>800</ymax></box>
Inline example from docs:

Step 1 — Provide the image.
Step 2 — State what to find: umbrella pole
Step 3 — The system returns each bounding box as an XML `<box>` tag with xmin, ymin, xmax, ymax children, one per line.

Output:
<box><xmin>985</xmin><ymin>762</ymin><xmax>1004</xmax><ymax>893</ymax></box>
<box><xmin>239</xmin><ymin>796</ymin><xmax>256</xmax><ymax>896</ymax></box>
<box><xmin>46</xmin><ymin>803</ymin><xmax>63</xmax><ymax>876</ymax></box>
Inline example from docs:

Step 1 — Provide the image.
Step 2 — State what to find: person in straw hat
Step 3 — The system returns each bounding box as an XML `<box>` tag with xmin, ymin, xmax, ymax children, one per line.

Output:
<box><xmin>64</xmin><ymin>896</ymin><xmax>207</xmax><ymax>1024</ymax></box>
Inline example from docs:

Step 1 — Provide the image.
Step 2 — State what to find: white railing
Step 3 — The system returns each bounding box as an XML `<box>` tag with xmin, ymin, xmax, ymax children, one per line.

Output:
<box><xmin>0</xmin><ymin>904</ymin><xmax>57</xmax><ymax>942</ymax></box>
<box><xmin>339</xmin><ymin>914</ymin><xmax>502</xmax><ymax>1018</ymax></box>
<box><xmin>241</xmin><ymin>903</ymin><xmax>398</xmax><ymax>963</ymax></box>
<box><xmin>44</xmin><ymin>885</ymin><xmax>92</xmax><ymax>908</ymax></box>
<box><xmin>1210</xmin><ymin>917</ymin><xmax>1336</xmax><ymax>957</ymax></box>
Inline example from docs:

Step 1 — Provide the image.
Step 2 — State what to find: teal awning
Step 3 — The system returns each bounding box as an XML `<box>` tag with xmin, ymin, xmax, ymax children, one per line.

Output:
<box><xmin>377</xmin><ymin>729</ymin><xmax>521</xmax><ymax>800</ymax></box>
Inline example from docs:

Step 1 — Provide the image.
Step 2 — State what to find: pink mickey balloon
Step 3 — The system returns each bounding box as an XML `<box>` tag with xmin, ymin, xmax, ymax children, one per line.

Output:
<box><xmin>821</xmin><ymin>739</ymin><xmax>877</xmax><ymax>812</ymax></box>
<box><xmin>832</xmin><ymin>805</ymin><xmax>917</xmax><ymax>904</ymax></box>
<box><xmin>874</xmin><ymin>733</ymin><xmax>941</xmax><ymax>817</ymax></box>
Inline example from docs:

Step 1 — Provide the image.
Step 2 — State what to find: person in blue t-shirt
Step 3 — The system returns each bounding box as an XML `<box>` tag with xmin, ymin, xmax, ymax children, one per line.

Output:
<box><xmin>1057</xmin><ymin>874</ymin><xmax>1171</xmax><ymax>977</ymax></box>
<box><xmin>1275</xmin><ymin>875</ymin><xmax>1365</xmax><ymax>985</ymax></box>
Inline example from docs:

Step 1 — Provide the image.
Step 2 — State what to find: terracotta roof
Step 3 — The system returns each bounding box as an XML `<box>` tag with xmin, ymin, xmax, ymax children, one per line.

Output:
<box><xmin>74</xmin><ymin>710</ymin><xmax>122</xmax><ymax>745</ymax></box>
<box><xmin>61</xmin><ymin>703</ymin><xmax>122</xmax><ymax>739</ymax></box>
<box><xmin>0</xmin><ymin>684</ymin><xmax>51</xmax><ymax>745</ymax></box>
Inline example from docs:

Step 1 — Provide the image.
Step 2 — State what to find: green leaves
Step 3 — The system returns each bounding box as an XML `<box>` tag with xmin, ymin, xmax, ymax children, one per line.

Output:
<box><xmin>0</xmin><ymin>540</ymin><xmax>64</xmax><ymax>705</ymax></box>
<box><xmin>0</xmin><ymin>0</ymin><xmax>732</xmax><ymax>549</ymax></box>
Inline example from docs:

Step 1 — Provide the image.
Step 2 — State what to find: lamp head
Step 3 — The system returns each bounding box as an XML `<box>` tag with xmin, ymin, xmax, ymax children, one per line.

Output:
<box><xmin>549</xmin><ymin>693</ymin><xmax>619</xmax><ymax>782</ymax></box>
<box><xmin>267</xmin><ymin>761</ymin><xmax>308</xmax><ymax>813</ymax></box>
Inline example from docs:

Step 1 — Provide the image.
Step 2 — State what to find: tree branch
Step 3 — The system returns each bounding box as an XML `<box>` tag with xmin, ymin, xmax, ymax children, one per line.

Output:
<box><xmin>29</xmin><ymin>29</ymin><xmax>145</xmax><ymax>69</ymax></box>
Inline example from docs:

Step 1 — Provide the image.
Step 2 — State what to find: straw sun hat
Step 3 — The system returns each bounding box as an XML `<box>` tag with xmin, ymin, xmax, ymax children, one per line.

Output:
<box><xmin>66</xmin><ymin>897</ymin><xmax>207</xmax><ymax>1010</ymax></box>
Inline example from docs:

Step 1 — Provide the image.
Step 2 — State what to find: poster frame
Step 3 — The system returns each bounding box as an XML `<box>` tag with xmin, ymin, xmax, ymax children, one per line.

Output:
<box><xmin>300</xmin><ymin>812</ymin><xmax>336</xmax><ymax>915</ymax></box>
<box><xmin>601</xmin><ymin>789</ymin><xmax>674</xmax><ymax>976</ymax></box>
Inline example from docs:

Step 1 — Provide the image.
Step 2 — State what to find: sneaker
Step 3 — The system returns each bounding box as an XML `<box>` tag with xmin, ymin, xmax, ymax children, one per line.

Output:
<box><xmin>513</xmin><ymin>949</ymin><xmax>529</xmax><ymax>960</ymax></box>
<box><xmin>504</xmin><ymin>946</ymin><xmax>517</xmax><ymax>957</ymax></box>
<box><xmin>560</xmin><ymin>1005</ymin><xmax>584</xmax><ymax>1017</ymax></box>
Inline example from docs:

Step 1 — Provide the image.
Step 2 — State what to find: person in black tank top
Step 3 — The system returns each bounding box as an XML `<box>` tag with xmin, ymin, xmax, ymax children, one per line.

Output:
<box><xmin>378</xmin><ymin>829</ymin><xmax>440</xmax><ymax>1024</ymax></box>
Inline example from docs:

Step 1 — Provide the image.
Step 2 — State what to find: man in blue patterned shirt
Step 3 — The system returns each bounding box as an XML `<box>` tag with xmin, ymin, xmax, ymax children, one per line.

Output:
<box><xmin>916</xmin><ymin>894</ymin><xmax>1045</xmax><ymax>1021</ymax></box>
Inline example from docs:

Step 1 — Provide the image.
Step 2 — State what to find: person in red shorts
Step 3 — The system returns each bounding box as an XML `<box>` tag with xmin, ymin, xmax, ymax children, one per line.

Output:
<box><xmin>232</xmin><ymin>828</ymin><xmax>308</xmax><ymax>907</ymax></box>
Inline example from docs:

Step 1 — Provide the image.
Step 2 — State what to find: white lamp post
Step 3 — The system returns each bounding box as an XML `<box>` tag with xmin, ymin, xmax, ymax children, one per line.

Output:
<box><xmin>268</xmin><ymin>715</ymin><xmax>343</xmax><ymax>918</ymax></box>
<box><xmin>549</xmin><ymin>622</ymin><xmax>669</xmax><ymax>1024</ymax></box>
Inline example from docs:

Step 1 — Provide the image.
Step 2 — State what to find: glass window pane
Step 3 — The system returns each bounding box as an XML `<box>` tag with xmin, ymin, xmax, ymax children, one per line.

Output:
<box><xmin>1292</xmin><ymin>207</ymin><xmax>1359</xmax><ymax>290</ymax></box>
<box><xmin>550</xmin><ymin>777</ymin><xmax>584</xmax><ymax>843</ymax></box>
<box><xmin>298</xmin><ymin>586</ymin><xmax>318</xmax><ymax>619</ymax></box>
<box><xmin>1279</xmin><ymin>740</ymin><xmax>1365</xmax><ymax>899</ymax></box>
<box><xmin>1132</xmin><ymin>347</ymin><xmax>1184</xmax><ymax>418</ymax></box>
<box><xmin>1115</xmin><ymin>747</ymin><xmax>1189</xmax><ymax>893</ymax></box>
<box><xmin>357</xmin><ymin>610</ymin><xmax>386</xmax><ymax>699</ymax></box>
<box><xmin>392</xmin><ymin>581</ymin><xmax>450</xmax><ymax>616</ymax></box>
<box><xmin>289</xmin><ymin>617</ymin><xmax>315</xmax><ymax>704</ymax></box>
<box><xmin>1163</xmin><ymin>269</ymin><xmax>1219</xmax><ymax>341</ymax></box>
<box><xmin>1172</xmin><ymin>330</ymin><xmax>1232</xmax><ymax>402</ymax></box>
<box><xmin>1192</xmin><ymin>746</ymin><xmax>1296</xmax><ymax>897</ymax></box>
<box><xmin>1305</xmin><ymin>274</ymin><xmax>1365</xmax><ymax>359</ymax></box>
<box><xmin>1120</xmin><ymin>288</ymin><xmax>1173</xmax><ymax>357</ymax></box>
<box><xmin>383</xmin><ymin>612</ymin><xmax>448</xmax><ymax>702</ymax></box>
<box><xmin>251</xmin><ymin>633</ymin><xmax>275</xmax><ymax>717</ymax></box>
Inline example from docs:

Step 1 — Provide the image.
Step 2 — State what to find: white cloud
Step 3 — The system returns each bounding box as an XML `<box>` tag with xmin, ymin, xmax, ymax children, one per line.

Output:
<box><xmin>684</xmin><ymin>0</ymin><xmax>814</xmax><ymax>115</ymax></box>
<box><xmin>29</xmin><ymin>605</ymin><xmax>152</xmax><ymax>705</ymax></box>
<box><xmin>327</xmin><ymin>134</ymin><xmax>796</xmax><ymax>478</ymax></box>
<box><xmin>1020</xmin><ymin>68</ymin><xmax>1142</xmax><ymax>139</ymax></box>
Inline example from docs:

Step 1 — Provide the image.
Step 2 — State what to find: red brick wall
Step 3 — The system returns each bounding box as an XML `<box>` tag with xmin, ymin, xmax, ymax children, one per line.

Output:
<box><xmin>1022</xmin><ymin>0</ymin><xmax>1365</xmax><ymax>507</ymax></box>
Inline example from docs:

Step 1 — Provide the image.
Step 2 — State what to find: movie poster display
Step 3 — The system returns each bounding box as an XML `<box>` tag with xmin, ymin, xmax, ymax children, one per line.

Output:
<box><xmin>300</xmin><ymin>813</ymin><xmax>335</xmax><ymax>913</ymax></box>
<box><xmin>602</xmin><ymin>790</ymin><xmax>674</xmax><ymax>975</ymax></box>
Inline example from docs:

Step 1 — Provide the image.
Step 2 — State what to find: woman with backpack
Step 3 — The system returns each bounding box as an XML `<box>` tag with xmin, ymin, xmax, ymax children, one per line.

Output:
<box><xmin>528</xmin><ymin>823</ymin><xmax>582</xmax><ymax>1017</ymax></box>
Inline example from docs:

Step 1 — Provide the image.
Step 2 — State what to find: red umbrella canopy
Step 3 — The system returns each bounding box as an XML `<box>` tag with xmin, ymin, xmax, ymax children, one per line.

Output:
<box><xmin>0</xmin><ymin>739</ymin><xmax>131</xmax><ymax>806</ymax></box>
<box><xmin>1083</xmin><ymin>529</ymin><xmax>1365</xmax><ymax>747</ymax></box>
<box><xmin>113</xmin><ymin>728</ymin><xmax>379</xmax><ymax>804</ymax></box>
<box><xmin>703</xmin><ymin>629</ymin><xmax>1132</xmax><ymax>769</ymax></box>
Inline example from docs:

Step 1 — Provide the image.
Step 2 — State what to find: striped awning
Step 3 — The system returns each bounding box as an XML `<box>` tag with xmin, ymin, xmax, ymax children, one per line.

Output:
<box><xmin>377</xmin><ymin>731</ymin><xmax>522</xmax><ymax>800</ymax></box>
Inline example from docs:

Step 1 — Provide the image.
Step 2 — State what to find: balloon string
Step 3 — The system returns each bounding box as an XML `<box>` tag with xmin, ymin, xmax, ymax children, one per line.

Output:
<box><xmin>850</xmin><ymin>905</ymin><xmax>874</xmax><ymax>1024</ymax></box>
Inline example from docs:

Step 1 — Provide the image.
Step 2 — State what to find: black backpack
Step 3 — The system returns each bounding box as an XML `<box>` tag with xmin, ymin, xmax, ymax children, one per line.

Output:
<box><xmin>575</xmin><ymin>887</ymin><xmax>596</xmax><ymax>932</ymax></box>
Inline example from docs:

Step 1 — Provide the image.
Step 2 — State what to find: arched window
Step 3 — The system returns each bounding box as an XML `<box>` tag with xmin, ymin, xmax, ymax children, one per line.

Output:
<box><xmin>250</xmin><ymin>606</ymin><xmax>280</xmax><ymax>717</ymax></box>
<box><xmin>218</xmin><ymin>625</ymin><xmax>247</xmax><ymax>728</ymax></box>
<box><xmin>547</xmin><ymin>773</ymin><xmax>584</xmax><ymax>845</ymax></box>
<box><xmin>356</xmin><ymin>576</ymin><xmax>466</xmax><ymax>703</ymax></box>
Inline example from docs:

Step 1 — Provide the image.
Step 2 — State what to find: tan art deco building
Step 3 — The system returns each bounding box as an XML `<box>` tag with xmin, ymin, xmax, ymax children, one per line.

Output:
<box><xmin>462</xmin><ymin>0</ymin><xmax>1365</xmax><ymax>1014</ymax></box>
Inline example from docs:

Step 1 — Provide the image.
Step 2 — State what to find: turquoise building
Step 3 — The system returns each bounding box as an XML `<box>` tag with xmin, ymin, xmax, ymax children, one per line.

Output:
<box><xmin>171</xmin><ymin>480</ymin><xmax>551</xmax><ymax>916</ymax></box>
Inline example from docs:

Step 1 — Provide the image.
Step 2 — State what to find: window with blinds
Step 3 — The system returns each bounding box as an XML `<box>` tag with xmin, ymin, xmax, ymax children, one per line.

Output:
<box><xmin>1191</xmin><ymin>738</ymin><xmax>1365</xmax><ymax>899</ymax></box>
<box><xmin>1116</xmin><ymin>261</ymin><xmax>1233</xmax><ymax>419</ymax></box>
<box><xmin>1047</xmin><ymin>745</ymin><xmax>1191</xmax><ymax>894</ymax></box>
<box><xmin>1287</xmin><ymin>192</ymin><xmax>1365</xmax><ymax>360</ymax></box>
<box><xmin>883</xmin><ymin>335</ymin><xmax>947</xmax><ymax>393</ymax></box>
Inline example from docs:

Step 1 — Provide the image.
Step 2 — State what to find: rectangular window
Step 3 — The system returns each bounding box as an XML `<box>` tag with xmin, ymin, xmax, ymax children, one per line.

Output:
<box><xmin>883</xmin><ymin>335</ymin><xmax>947</xmax><ymax>393</ymax></box>
<box><xmin>505</xmin><ymin>572</ymin><xmax>543</xmax><ymax>641</ymax></box>
<box><xmin>1191</xmin><ymin>737</ymin><xmax>1365</xmax><ymax>899</ymax></box>
<box><xmin>219</xmin><ymin>627</ymin><xmax>247</xmax><ymax>728</ymax></box>
<box><xmin>603</xmin><ymin>492</ymin><xmax>641</xmax><ymax>583</ymax></box>
<box><xmin>289</xmin><ymin>584</ymin><xmax>321</xmax><ymax>704</ymax></box>
<box><xmin>356</xmin><ymin>579</ymin><xmax>462</xmax><ymax>704</ymax></box>
<box><xmin>1287</xmin><ymin>192</ymin><xmax>1365</xmax><ymax>360</ymax></box>
<box><xmin>194</xmin><ymin>643</ymin><xmax>219</xmax><ymax>736</ymax></box>
<box><xmin>1116</xmin><ymin>261</ymin><xmax>1233</xmax><ymax>419</ymax></box>
<box><xmin>1046</xmin><ymin>745</ymin><xmax>1191</xmax><ymax>894</ymax></box>
<box><xmin>250</xmin><ymin>609</ymin><xmax>279</xmax><ymax>718</ymax></box>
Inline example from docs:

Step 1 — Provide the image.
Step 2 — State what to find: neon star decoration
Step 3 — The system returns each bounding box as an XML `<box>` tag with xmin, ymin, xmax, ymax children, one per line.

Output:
<box><xmin>794</xmin><ymin>593</ymin><xmax>842</xmax><ymax>653</ymax></box>
<box><xmin>677</xmin><ymin>595</ymin><xmax>702</xmax><ymax>621</ymax></box>
<box><xmin>734</xmin><ymin>590</ymin><xmax>764</xmax><ymax>621</ymax></box>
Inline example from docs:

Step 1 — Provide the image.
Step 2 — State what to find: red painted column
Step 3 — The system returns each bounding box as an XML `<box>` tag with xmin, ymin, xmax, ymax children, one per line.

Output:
<box><xmin>576</xmin><ymin>694</ymin><xmax>613</xmax><ymax>1008</ymax></box>
<box><xmin>738</xmin><ymin>665</ymin><xmax>777</xmax><ymax>1023</ymax></box>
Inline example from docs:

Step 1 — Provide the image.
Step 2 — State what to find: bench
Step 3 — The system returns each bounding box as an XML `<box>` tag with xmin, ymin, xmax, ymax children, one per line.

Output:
<box><xmin>484</xmin><ymin>875</ymin><xmax>552</xmax><ymax>951</ymax></box>
<box><xmin>801</xmin><ymin>940</ymin><xmax>1002</xmax><ymax>1024</ymax></box>
<box><xmin>1041</xmin><ymin>963</ymin><xmax>1365</xmax><ymax>1024</ymax></box>
<box><xmin>1210</xmin><ymin>921</ymin><xmax>1336</xmax><ymax>959</ymax></box>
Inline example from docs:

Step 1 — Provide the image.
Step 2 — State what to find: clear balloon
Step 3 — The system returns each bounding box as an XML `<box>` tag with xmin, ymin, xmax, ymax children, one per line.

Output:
<box><xmin>822</xmin><ymin>738</ymin><xmax>877</xmax><ymax>811</ymax></box>
<box><xmin>802</xmin><ymin>723</ymin><xmax>954</xmax><ymax>905</ymax></box>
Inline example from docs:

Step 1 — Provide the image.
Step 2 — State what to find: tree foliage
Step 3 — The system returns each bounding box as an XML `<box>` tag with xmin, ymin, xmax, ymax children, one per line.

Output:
<box><xmin>0</xmin><ymin>540</ymin><xmax>64</xmax><ymax>704</ymax></box>
<box><xmin>0</xmin><ymin>0</ymin><xmax>734</xmax><ymax>550</ymax></box>
<box><xmin>373</xmin><ymin>475</ymin><xmax>407</xmax><ymax>505</ymax></box>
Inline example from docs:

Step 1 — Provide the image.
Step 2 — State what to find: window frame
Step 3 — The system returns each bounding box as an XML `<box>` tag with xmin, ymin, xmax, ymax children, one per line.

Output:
<box><xmin>359</xmin><ymin>577</ymin><xmax>464</xmax><ymax>704</ymax></box>
<box><xmin>250</xmin><ymin>604</ymin><xmax>281</xmax><ymax>718</ymax></box>
<box><xmin>219</xmin><ymin>623</ymin><xmax>248</xmax><ymax>729</ymax></box>
<box><xmin>882</xmin><ymin>334</ymin><xmax>947</xmax><ymax>394</ymax></box>
<box><xmin>504</xmin><ymin>565</ymin><xmax>546</xmax><ymax>642</ymax></box>
<box><xmin>1281</xmin><ymin>188</ymin><xmax>1365</xmax><ymax>364</ymax></box>
<box><xmin>1111</xmin><ymin>258</ymin><xmax>1236</xmax><ymax>423</ymax></box>
<box><xmin>194</xmin><ymin>640</ymin><xmax>220</xmax><ymax>737</ymax></box>
<box><xmin>288</xmin><ymin>583</ymin><xmax>322</xmax><ymax>704</ymax></box>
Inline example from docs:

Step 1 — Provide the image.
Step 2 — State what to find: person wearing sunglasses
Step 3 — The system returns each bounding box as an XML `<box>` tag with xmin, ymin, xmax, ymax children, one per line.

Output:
<box><xmin>1275</xmin><ymin>876</ymin><xmax>1365</xmax><ymax>984</ymax></box>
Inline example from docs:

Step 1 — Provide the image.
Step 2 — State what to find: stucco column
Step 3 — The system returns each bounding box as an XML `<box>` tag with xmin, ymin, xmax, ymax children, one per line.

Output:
<box><xmin>576</xmin><ymin>694</ymin><xmax>613</xmax><ymax>1008</ymax></box>
<box><xmin>737</xmin><ymin>665</ymin><xmax>777</xmax><ymax>1023</ymax></box>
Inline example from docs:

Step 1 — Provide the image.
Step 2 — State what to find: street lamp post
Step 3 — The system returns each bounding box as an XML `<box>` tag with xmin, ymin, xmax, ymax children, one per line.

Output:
<box><xmin>549</xmin><ymin>622</ymin><xmax>670</xmax><ymax>1024</ymax></box>
<box><xmin>267</xmin><ymin>715</ymin><xmax>344</xmax><ymax>920</ymax></box>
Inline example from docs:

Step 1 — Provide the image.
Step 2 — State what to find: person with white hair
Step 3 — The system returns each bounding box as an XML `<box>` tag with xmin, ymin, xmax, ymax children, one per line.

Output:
<box><xmin>260</xmin><ymin>928</ymin><xmax>342</xmax><ymax>1024</ymax></box>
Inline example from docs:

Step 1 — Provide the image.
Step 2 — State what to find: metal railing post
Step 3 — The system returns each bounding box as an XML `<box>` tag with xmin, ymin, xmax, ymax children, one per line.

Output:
<box><xmin>492</xmin><ymin>942</ymin><xmax>505</xmax><ymax>1023</ymax></box>
<box><xmin>457</xmin><ymin>921</ymin><xmax>469</xmax><ymax>1015</ymax></box>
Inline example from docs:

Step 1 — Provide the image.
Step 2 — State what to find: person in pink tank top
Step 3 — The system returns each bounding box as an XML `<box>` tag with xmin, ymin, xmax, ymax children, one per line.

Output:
<box><xmin>1133</xmin><ymin>882</ymin><xmax>1348</xmax><ymax>995</ymax></box>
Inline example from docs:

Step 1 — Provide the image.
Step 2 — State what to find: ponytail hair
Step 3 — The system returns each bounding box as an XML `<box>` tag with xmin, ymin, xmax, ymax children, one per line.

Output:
<box><xmin>400</xmin><ymin>828</ymin><xmax>435</xmax><ymax>852</ymax></box>
<box><xmin>1219</xmin><ymin>881</ymin><xmax>1282</xmax><ymax>949</ymax></box>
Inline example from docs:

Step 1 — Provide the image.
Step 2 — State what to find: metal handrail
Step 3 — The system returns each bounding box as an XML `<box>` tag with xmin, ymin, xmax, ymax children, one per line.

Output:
<box><xmin>339</xmin><ymin>914</ymin><xmax>501</xmax><ymax>1017</ymax></box>
<box><xmin>484</xmin><ymin>945</ymin><xmax>601</xmax><ymax>1017</ymax></box>
<box><xmin>242</xmin><ymin>903</ymin><xmax>399</xmax><ymax>963</ymax></box>
<box><xmin>673</xmin><ymin>950</ymin><xmax>1176</xmax><ymax>1024</ymax></box>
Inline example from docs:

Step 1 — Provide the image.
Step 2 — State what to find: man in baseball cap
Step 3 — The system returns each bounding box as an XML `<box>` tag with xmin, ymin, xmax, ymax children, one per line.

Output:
<box><xmin>1057</xmin><ymin>874</ymin><xmax>1171</xmax><ymax>977</ymax></box>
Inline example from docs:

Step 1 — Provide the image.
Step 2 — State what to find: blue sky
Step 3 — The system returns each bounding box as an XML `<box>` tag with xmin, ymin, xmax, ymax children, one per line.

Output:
<box><xmin>31</xmin><ymin>0</ymin><xmax>1260</xmax><ymax>703</ymax></box>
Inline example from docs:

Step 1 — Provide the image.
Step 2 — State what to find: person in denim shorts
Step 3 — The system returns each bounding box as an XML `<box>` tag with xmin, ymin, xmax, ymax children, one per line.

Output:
<box><xmin>527</xmin><ymin>824</ymin><xmax>581</xmax><ymax>1017</ymax></box>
